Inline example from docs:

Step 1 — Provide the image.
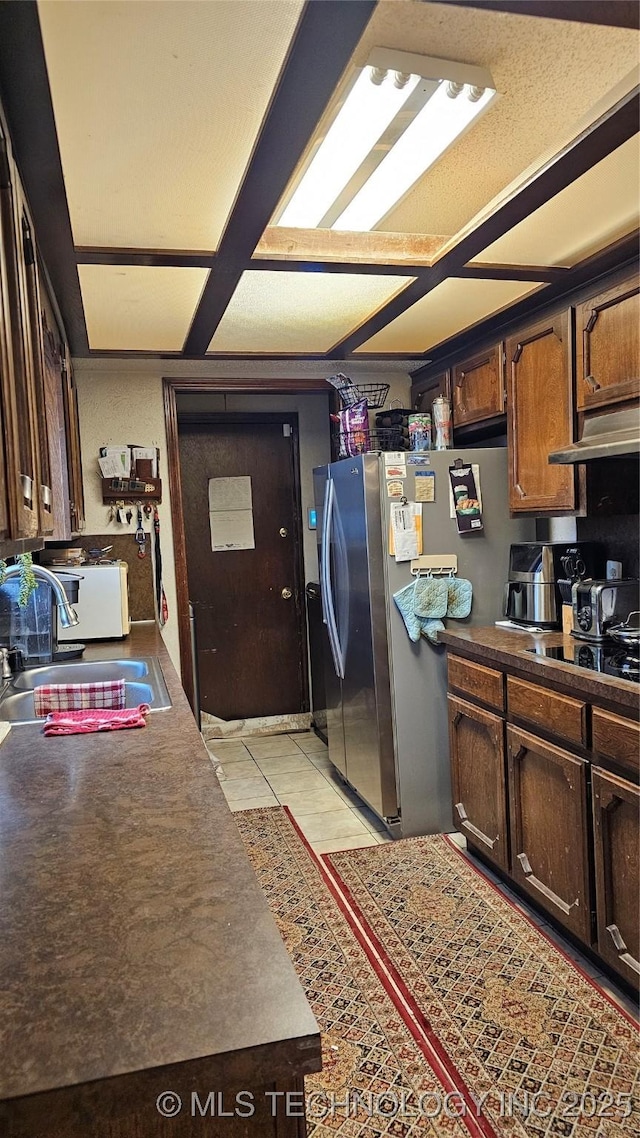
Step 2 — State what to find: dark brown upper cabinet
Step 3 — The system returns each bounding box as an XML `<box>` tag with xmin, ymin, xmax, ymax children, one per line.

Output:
<box><xmin>575</xmin><ymin>273</ymin><xmax>640</xmax><ymax>413</ymax></box>
<box><xmin>61</xmin><ymin>356</ymin><xmax>85</xmax><ymax>535</ymax></box>
<box><xmin>452</xmin><ymin>343</ymin><xmax>504</xmax><ymax>428</ymax></box>
<box><xmin>15</xmin><ymin>183</ymin><xmax>54</xmax><ymax>536</ymax></box>
<box><xmin>0</xmin><ymin>128</ymin><xmax>41</xmax><ymax>539</ymax></box>
<box><xmin>411</xmin><ymin>368</ymin><xmax>450</xmax><ymax>412</ymax></box>
<box><xmin>506</xmin><ymin>308</ymin><xmax>579</xmax><ymax>514</ymax></box>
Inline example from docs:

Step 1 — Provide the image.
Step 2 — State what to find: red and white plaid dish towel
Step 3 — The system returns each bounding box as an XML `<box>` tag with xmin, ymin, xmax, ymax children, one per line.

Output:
<box><xmin>43</xmin><ymin>704</ymin><xmax>150</xmax><ymax>736</ymax></box>
<box><xmin>33</xmin><ymin>680</ymin><xmax>126</xmax><ymax>717</ymax></box>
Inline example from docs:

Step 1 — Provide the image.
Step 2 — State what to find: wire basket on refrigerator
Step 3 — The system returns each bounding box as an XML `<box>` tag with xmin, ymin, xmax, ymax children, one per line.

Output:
<box><xmin>335</xmin><ymin>381</ymin><xmax>390</xmax><ymax>410</ymax></box>
<box><xmin>332</xmin><ymin>427</ymin><xmax>409</xmax><ymax>456</ymax></box>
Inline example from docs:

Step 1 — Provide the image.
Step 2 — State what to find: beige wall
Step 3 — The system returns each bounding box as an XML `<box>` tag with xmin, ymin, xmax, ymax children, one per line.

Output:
<box><xmin>74</xmin><ymin>359</ymin><xmax>413</xmax><ymax>674</ymax></box>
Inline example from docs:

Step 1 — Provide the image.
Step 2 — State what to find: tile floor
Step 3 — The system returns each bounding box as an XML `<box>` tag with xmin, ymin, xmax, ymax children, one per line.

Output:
<box><xmin>208</xmin><ymin>730</ymin><xmax>638</xmax><ymax>1020</ymax></box>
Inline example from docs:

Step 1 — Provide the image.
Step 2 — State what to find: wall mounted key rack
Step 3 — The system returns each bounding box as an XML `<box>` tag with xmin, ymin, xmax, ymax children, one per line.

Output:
<box><xmin>101</xmin><ymin>477</ymin><xmax>162</xmax><ymax>503</ymax></box>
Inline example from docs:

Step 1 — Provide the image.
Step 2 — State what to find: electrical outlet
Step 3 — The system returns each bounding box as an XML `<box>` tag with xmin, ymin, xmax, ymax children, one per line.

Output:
<box><xmin>606</xmin><ymin>559</ymin><xmax>622</xmax><ymax>580</ymax></box>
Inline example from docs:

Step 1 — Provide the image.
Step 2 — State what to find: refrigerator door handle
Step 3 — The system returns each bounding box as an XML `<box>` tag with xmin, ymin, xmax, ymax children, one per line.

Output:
<box><xmin>321</xmin><ymin>477</ymin><xmax>345</xmax><ymax>679</ymax></box>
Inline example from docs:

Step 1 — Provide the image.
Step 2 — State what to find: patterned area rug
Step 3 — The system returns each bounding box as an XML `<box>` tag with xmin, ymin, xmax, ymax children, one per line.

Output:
<box><xmin>235</xmin><ymin>807</ymin><xmax>638</xmax><ymax>1138</ymax></box>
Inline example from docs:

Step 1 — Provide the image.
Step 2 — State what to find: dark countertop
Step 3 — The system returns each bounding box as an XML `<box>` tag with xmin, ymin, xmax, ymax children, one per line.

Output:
<box><xmin>440</xmin><ymin>625</ymin><xmax>639</xmax><ymax>715</ymax></box>
<box><xmin>0</xmin><ymin>623</ymin><xmax>320</xmax><ymax>1112</ymax></box>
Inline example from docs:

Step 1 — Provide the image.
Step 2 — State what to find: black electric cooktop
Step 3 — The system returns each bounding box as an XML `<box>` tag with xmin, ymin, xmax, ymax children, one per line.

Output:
<box><xmin>526</xmin><ymin>642</ymin><xmax>639</xmax><ymax>684</ymax></box>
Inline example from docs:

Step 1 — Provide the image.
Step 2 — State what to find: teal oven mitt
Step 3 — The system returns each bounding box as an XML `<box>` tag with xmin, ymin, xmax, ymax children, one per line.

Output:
<box><xmin>393</xmin><ymin>581</ymin><xmax>423</xmax><ymax>643</ymax></box>
<box><xmin>420</xmin><ymin>618</ymin><xmax>445</xmax><ymax>645</ymax></box>
<box><xmin>446</xmin><ymin>576</ymin><xmax>473</xmax><ymax>619</ymax></box>
<box><xmin>412</xmin><ymin>575</ymin><xmax>448</xmax><ymax>619</ymax></box>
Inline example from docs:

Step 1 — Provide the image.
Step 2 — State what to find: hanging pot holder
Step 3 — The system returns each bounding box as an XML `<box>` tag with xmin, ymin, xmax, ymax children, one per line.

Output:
<box><xmin>412</xmin><ymin>575</ymin><xmax>448</xmax><ymax>619</ymax></box>
<box><xmin>393</xmin><ymin>581</ymin><xmax>423</xmax><ymax>643</ymax></box>
<box><xmin>446</xmin><ymin>576</ymin><xmax>473</xmax><ymax>619</ymax></box>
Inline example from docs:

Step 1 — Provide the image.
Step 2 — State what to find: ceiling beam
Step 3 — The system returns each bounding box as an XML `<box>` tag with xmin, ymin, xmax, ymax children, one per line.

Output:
<box><xmin>433</xmin><ymin>2</ymin><xmax>640</xmax><ymax>29</ymax></box>
<box><xmin>76</xmin><ymin>248</ymin><xmax>217</xmax><ymax>269</ymax></box>
<box><xmin>457</xmin><ymin>263</ymin><xmax>570</xmax><ymax>283</ymax></box>
<box><xmin>329</xmin><ymin>85</ymin><xmax>640</xmax><ymax>356</ymax></box>
<box><xmin>76</xmin><ymin>244</ymin><xmax>566</xmax><ymax>283</ymax></box>
<box><xmin>182</xmin><ymin>0</ymin><xmax>377</xmax><ymax>356</ymax></box>
<box><xmin>0</xmin><ymin>1</ymin><xmax>88</xmax><ymax>353</ymax></box>
<box><xmin>254</xmin><ymin>226</ymin><xmax>448</xmax><ymax>265</ymax></box>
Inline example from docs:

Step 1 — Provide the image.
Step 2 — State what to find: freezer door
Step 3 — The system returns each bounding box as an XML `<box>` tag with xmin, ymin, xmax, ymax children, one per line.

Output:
<box><xmin>314</xmin><ymin>466</ymin><xmax>346</xmax><ymax>776</ymax></box>
<box><xmin>330</xmin><ymin>456</ymin><xmax>398</xmax><ymax>822</ymax></box>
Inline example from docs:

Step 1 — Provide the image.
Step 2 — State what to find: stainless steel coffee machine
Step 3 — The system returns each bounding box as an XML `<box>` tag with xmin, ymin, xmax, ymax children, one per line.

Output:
<box><xmin>504</xmin><ymin>542</ymin><xmax>603</xmax><ymax>629</ymax></box>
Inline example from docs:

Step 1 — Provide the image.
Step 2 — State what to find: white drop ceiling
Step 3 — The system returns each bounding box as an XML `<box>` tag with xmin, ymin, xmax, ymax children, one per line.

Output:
<box><xmin>31</xmin><ymin>0</ymin><xmax>640</xmax><ymax>360</ymax></box>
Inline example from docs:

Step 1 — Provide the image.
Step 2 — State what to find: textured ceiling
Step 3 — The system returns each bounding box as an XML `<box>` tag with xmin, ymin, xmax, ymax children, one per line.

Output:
<box><xmin>475</xmin><ymin>134</ymin><xmax>640</xmax><ymax>267</ymax></box>
<box><xmin>354</xmin><ymin>277</ymin><xmax>543</xmax><ymax>354</ymax></box>
<box><xmin>207</xmin><ymin>271</ymin><xmax>413</xmax><ymax>354</ymax></box>
<box><xmin>39</xmin><ymin>0</ymin><xmax>304</xmax><ymax>249</ymax></box>
<box><xmin>78</xmin><ymin>265</ymin><xmax>208</xmax><ymax>351</ymax></box>
<box><xmin>33</xmin><ymin>0</ymin><xmax>640</xmax><ymax>359</ymax></box>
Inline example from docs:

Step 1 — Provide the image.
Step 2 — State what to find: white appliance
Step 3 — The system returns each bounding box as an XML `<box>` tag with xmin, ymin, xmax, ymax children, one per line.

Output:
<box><xmin>56</xmin><ymin>562</ymin><xmax>130</xmax><ymax>641</ymax></box>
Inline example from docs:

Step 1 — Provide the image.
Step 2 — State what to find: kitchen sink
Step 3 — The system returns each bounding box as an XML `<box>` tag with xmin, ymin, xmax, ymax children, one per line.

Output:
<box><xmin>13</xmin><ymin>659</ymin><xmax>150</xmax><ymax>689</ymax></box>
<box><xmin>0</xmin><ymin>656</ymin><xmax>172</xmax><ymax>725</ymax></box>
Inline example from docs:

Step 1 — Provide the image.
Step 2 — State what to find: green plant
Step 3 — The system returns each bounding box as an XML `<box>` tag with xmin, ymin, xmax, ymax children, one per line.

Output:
<box><xmin>0</xmin><ymin>554</ymin><xmax>37</xmax><ymax>606</ymax></box>
<box><xmin>17</xmin><ymin>553</ymin><xmax>37</xmax><ymax>607</ymax></box>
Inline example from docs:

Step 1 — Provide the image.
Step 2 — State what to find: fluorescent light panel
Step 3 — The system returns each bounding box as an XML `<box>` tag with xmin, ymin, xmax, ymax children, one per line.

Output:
<box><xmin>277</xmin><ymin>50</ymin><xmax>496</xmax><ymax>232</ymax></box>
<box><xmin>334</xmin><ymin>82</ymin><xmax>495</xmax><ymax>231</ymax></box>
<box><xmin>278</xmin><ymin>67</ymin><xmax>420</xmax><ymax>229</ymax></box>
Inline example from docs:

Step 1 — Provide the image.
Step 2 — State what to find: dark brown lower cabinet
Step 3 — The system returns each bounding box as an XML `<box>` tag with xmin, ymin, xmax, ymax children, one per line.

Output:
<box><xmin>507</xmin><ymin>724</ymin><xmax>591</xmax><ymax>942</ymax></box>
<box><xmin>592</xmin><ymin>767</ymin><xmax>639</xmax><ymax>987</ymax></box>
<box><xmin>448</xmin><ymin>695</ymin><xmax>508</xmax><ymax>870</ymax></box>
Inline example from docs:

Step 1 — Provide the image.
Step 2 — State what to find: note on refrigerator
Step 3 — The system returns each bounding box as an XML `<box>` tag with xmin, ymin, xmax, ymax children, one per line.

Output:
<box><xmin>391</xmin><ymin>501</ymin><xmax>422</xmax><ymax>562</ymax></box>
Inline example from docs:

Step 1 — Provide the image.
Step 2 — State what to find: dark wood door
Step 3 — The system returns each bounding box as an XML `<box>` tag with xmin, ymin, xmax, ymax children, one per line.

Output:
<box><xmin>448</xmin><ymin>694</ymin><xmax>509</xmax><ymax>869</ymax></box>
<box><xmin>576</xmin><ymin>275</ymin><xmax>639</xmax><ymax>412</ymax></box>
<box><xmin>506</xmin><ymin>309</ymin><xmax>578</xmax><ymax>514</ymax></box>
<box><xmin>452</xmin><ymin>343</ymin><xmax>504</xmax><ymax>427</ymax></box>
<box><xmin>178</xmin><ymin>416</ymin><xmax>307</xmax><ymax>721</ymax></box>
<box><xmin>507</xmin><ymin>724</ymin><xmax>591</xmax><ymax>942</ymax></box>
<box><xmin>592</xmin><ymin>767</ymin><xmax>639</xmax><ymax>988</ymax></box>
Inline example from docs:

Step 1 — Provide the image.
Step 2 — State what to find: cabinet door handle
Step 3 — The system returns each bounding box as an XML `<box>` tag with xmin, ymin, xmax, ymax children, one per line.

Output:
<box><xmin>584</xmin><ymin>374</ymin><xmax>600</xmax><ymax>391</ymax></box>
<box><xmin>20</xmin><ymin>473</ymin><xmax>33</xmax><ymax>507</ymax></box>
<box><xmin>517</xmin><ymin>852</ymin><xmax>579</xmax><ymax>917</ymax></box>
<box><xmin>456</xmin><ymin>803</ymin><xmax>499</xmax><ymax>850</ymax></box>
<box><xmin>514</xmin><ymin>483</ymin><xmax>526</xmax><ymax>499</ymax></box>
<box><xmin>605</xmin><ymin>923</ymin><xmax>627</xmax><ymax>952</ymax></box>
<box><xmin>40</xmin><ymin>484</ymin><xmax>52</xmax><ymax>512</ymax></box>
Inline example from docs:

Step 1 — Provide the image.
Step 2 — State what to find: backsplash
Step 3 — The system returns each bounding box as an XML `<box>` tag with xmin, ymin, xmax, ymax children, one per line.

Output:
<box><xmin>576</xmin><ymin>514</ymin><xmax>639</xmax><ymax>579</ymax></box>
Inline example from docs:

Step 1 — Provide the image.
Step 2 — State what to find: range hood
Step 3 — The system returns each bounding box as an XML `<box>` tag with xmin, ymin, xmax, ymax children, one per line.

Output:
<box><xmin>548</xmin><ymin>407</ymin><xmax>640</xmax><ymax>464</ymax></box>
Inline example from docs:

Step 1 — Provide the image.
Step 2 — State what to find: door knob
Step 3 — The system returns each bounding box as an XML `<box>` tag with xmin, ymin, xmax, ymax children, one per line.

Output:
<box><xmin>279</xmin><ymin>527</ymin><xmax>288</xmax><ymax>538</ymax></box>
<box><xmin>281</xmin><ymin>587</ymin><xmax>292</xmax><ymax>600</ymax></box>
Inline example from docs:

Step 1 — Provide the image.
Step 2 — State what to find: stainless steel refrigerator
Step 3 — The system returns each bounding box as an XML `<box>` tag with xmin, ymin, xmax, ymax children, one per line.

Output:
<box><xmin>313</xmin><ymin>450</ymin><xmax>535</xmax><ymax>838</ymax></box>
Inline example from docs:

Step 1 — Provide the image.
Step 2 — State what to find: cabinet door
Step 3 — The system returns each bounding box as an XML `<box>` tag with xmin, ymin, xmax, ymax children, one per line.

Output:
<box><xmin>41</xmin><ymin>297</ymin><xmax>72</xmax><ymax>540</ymax></box>
<box><xmin>452</xmin><ymin>344</ymin><xmax>504</xmax><ymax>427</ymax></box>
<box><xmin>576</xmin><ymin>277</ymin><xmax>639</xmax><ymax>412</ymax></box>
<box><xmin>411</xmin><ymin>369</ymin><xmax>450</xmax><ymax>412</ymax></box>
<box><xmin>448</xmin><ymin>694</ymin><xmax>508</xmax><ymax>870</ymax></box>
<box><xmin>506</xmin><ymin>310</ymin><xmax>578</xmax><ymax>513</ymax></box>
<box><xmin>507</xmin><ymin>724</ymin><xmax>591</xmax><ymax>942</ymax></box>
<box><xmin>0</xmin><ymin>130</ymin><xmax>40</xmax><ymax>537</ymax></box>
<box><xmin>14</xmin><ymin>185</ymin><xmax>53</xmax><ymax>535</ymax></box>
<box><xmin>61</xmin><ymin>358</ymin><xmax>85</xmax><ymax>533</ymax></box>
<box><xmin>592</xmin><ymin>767</ymin><xmax>639</xmax><ymax>988</ymax></box>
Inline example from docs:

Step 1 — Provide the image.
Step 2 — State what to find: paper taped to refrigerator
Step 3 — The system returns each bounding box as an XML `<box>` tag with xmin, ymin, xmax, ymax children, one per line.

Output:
<box><xmin>391</xmin><ymin>501</ymin><xmax>422</xmax><ymax>561</ymax></box>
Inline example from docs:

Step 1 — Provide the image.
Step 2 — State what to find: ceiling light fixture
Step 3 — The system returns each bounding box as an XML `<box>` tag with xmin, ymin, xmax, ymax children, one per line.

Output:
<box><xmin>276</xmin><ymin>49</ymin><xmax>497</xmax><ymax>232</ymax></box>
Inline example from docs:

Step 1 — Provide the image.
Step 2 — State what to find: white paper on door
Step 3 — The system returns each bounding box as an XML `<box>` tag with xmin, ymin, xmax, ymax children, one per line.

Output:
<box><xmin>209</xmin><ymin>476</ymin><xmax>255</xmax><ymax>551</ymax></box>
<box><xmin>390</xmin><ymin>501</ymin><xmax>422</xmax><ymax>562</ymax></box>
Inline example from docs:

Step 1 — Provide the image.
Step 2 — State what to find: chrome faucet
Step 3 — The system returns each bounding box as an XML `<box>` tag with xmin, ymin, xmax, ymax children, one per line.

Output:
<box><xmin>1</xmin><ymin>563</ymin><xmax>81</xmax><ymax>628</ymax></box>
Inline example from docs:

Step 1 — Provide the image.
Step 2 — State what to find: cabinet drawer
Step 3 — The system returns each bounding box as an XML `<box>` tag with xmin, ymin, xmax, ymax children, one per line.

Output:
<box><xmin>592</xmin><ymin>708</ymin><xmax>639</xmax><ymax>778</ymax></box>
<box><xmin>507</xmin><ymin>675</ymin><xmax>586</xmax><ymax>748</ymax></box>
<box><xmin>447</xmin><ymin>655</ymin><xmax>504</xmax><ymax>712</ymax></box>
